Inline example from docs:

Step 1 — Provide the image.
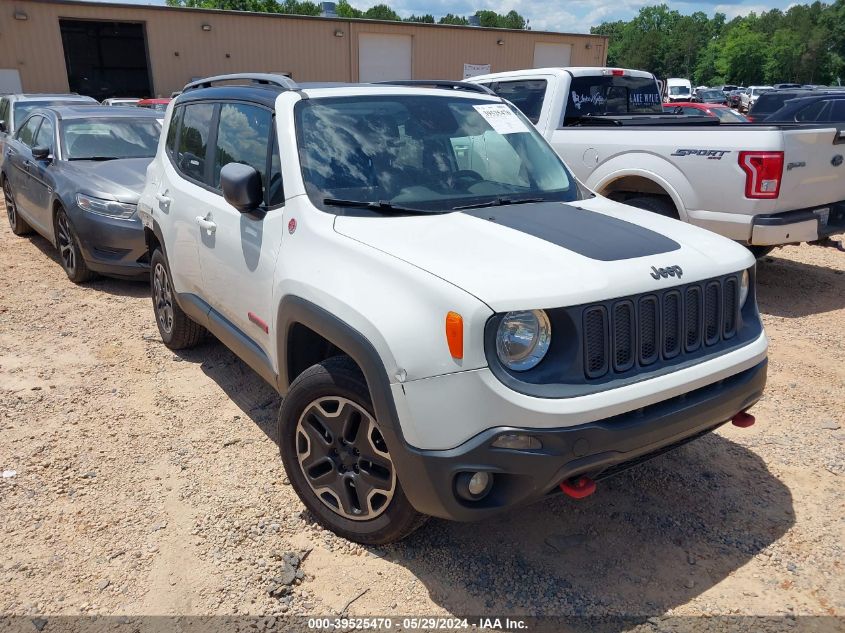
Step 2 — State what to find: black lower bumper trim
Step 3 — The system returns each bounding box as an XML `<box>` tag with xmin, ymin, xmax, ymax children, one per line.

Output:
<box><xmin>752</xmin><ymin>201</ymin><xmax>845</xmax><ymax>239</ymax></box>
<box><xmin>395</xmin><ymin>359</ymin><xmax>767</xmax><ymax>521</ymax></box>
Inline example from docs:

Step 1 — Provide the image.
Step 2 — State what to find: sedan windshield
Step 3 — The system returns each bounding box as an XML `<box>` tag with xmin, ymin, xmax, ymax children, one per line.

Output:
<box><xmin>295</xmin><ymin>95</ymin><xmax>579</xmax><ymax>213</ymax></box>
<box><xmin>62</xmin><ymin>118</ymin><xmax>161</xmax><ymax>160</ymax></box>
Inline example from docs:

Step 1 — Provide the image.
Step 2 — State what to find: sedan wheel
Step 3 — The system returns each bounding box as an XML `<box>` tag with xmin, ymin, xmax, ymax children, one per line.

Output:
<box><xmin>3</xmin><ymin>179</ymin><xmax>33</xmax><ymax>236</ymax></box>
<box><xmin>54</xmin><ymin>208</ymin><xmax>95</xmax><ymax>283</ymax></box>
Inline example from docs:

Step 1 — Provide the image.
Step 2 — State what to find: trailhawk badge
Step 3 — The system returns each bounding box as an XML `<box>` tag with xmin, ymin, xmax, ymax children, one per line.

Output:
<box><xmin>651</xmin><ymin>265</ymin><xmax>683</xmax><ymax>280</ymax></box>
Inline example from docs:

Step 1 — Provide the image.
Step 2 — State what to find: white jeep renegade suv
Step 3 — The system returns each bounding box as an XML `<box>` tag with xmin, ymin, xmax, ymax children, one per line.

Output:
<box><xmin>138</xmin><ymin>74</ymin><xmax>768</xmax><ymax>544</ymax></box>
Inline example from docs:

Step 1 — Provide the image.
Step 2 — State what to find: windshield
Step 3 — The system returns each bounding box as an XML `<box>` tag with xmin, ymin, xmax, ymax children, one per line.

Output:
<box><xmin>711</xmin><ymin>108</ymin><xmax>747</xmax><ymax>123</ymax></box>
<box><xmin>699</xmin><ymin>90</ymin><xmax>723</xmax><ymax>100</ymax></box>
<box><xmin>62</xmin><ymin>118</ymin><xmax>161</xmax><ymax>160</ymax></box>
<box><xmin>14</xmin><ymin>100</ymin><xmax>94</xmax><ymax>124</ymax></box>
<box><xmin>565</xmin><ymin>75</ymin><xmax>663</xmax><ymax>124</ymax></box>
<box><xmin>669</xmin><ymin>86</ymin><xmax>690</xmax><ymax>96</ymax></box>
<box><xmin>295</xmin><ymin>95</ymin><xmax>579</xmax><ymax>213</ymax></box>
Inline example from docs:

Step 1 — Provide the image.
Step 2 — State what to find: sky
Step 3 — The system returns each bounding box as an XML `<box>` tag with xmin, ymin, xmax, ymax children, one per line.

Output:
<box><xmin>93</xmin><ymin>0</ymin><xmax>803</xmax><ymax>33</ymax></box>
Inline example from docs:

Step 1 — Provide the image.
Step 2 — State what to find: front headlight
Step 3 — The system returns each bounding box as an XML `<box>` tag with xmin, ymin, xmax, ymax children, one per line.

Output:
<box><xmin>76</xmin><ymin>193</ymin><xmax>136</xmax><ymax>220</ymax></box>
<box><xmin>739</xmin><ymin>269</ymin><xmax>750</xmax><ymax>308</ymax></box>
<box><xmin>495</xmin><ymin>310</ymin><xmax>551</xmax><ymax>371</ymax></box>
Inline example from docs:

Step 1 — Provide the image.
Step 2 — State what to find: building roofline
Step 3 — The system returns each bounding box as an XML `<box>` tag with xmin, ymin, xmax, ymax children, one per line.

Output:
<box><xmin>21</xmin><ymin>0</ymin><xmax>608</xmax><ymax>40</ymax></box>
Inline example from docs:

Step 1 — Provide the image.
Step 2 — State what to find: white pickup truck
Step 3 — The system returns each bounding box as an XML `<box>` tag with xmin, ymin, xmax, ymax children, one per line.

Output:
<box><xmin>469</xmin><ymin>68</ymin><xmax>845</xmax><ymax>255</ymax></box>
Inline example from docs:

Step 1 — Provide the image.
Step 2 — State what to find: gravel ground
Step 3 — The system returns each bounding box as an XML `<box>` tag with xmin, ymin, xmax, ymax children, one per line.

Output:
<box><xmin>0</xmin><ymin>206</ymin><xmax>843</xmax><ymax>628</ymax></box>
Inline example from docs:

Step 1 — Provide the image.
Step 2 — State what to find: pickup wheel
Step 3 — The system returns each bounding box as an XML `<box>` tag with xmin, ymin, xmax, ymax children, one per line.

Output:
<box><xmin>748</xmin><ymin>245</ymin><xmax>775</xmax><ymax>259</ymax></box>
<box><xmin>150</xmin><ymin>249</ymin><xmax>205</xmax><ymax>349</ymax></box>
<box><xmin>279</xmin><ymin>356</ymin><xmax>426</xmax><ymax>544</ymax></box>
<box><xmin>3</xmin><ymin>178</ymin><xmax>34</xmax><ymax>236</ymax></box>
<box><xmin>625</xmin><ymin>195</ymin><xmax>679</xmax><ymax>219</ymax></box>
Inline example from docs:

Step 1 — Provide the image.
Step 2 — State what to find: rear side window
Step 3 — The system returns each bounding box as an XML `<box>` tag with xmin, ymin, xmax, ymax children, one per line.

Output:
<box><xmin>827</xmin><ymin>99</ymin><xmax>845</xmax><ymax>122</ymax></box>
<box><xmin>33</xmin><ymin>118</ymin><xmax>54</xmax><ymax>150</ymax></box>
<box><xmin>564</xmin><ymin>75</ymin><xmax>662</xmax><ymax>126</ymax></box>
<box><xmin>795</xmin><ymin>101</ymin><xmax>829</xmax><ymax>122</ymax></box>
<box><xmin>17</xmin><ymin>116</ymin><xmax>41</xmax><ymax>147</ymax></box>
<box><xmin>177</xmin><ymin>103</ymin><xmax>214</xmax><ymax>183</ymax></box>
<box><xmin>488</xmin><ymin>80</ymin><xmax>547</xmax><ymax>124</ymax></box>
<box><xmin>166</xmin><ymin>106</ymin><xmax>182</xmax><ymax>158</ymax></box>
<box><xmin>212</xmin><ymin>103</ymin><xmax>272</xmax><ymax>191</ymax></box>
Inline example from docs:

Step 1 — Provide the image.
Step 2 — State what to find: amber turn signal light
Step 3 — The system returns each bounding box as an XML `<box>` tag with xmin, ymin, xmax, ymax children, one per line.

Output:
<box><xmin>445</xmin><ymin>311</ymin><xmax>463</xmax><ymax>359</ymax></box>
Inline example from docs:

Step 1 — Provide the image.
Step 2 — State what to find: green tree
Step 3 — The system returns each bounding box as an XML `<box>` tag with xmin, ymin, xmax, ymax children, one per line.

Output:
<box><xmin>363</xmin><ymin>4</ymin><xmax>400</xmax><ymax>20</ymax></box>
<box><xmin>438</xmin><ymin>13</ymin><xmax>468</xmax><ymax>26</ymax></box>
<box><xmin>405</xmin><ymin>14</ymin><xmax>435</xmax><ymax>23</ymax></box>
<box><xmin>334</xmin><ymin>0</ymin><xmax>363</xmax><ymax>18</ymax></box>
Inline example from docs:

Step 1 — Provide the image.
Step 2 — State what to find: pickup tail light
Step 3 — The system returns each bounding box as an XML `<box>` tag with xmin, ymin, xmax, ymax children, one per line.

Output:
<box><xmin>602</xmin><ymin>68</ymin><xmax>626</xmax><ymax>76</ymax></box>
<box><xmin>738</xmin><ymin>151</ymin><xmax>784</xmax><ymax>199</ymax></box>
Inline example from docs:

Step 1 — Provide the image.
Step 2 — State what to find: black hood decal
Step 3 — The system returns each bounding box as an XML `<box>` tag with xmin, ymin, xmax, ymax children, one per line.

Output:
<box><xmin>463</xmin><ymin>202</ymin><xmax>680</xmax><ymax>261</ymax></box>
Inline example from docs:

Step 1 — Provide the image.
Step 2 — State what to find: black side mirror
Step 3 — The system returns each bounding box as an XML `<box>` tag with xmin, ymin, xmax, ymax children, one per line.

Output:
<box><xmin>32</xmin><ymin>146</ymin><xmax>51</xmax><ymax>161</ymax></box>
<box><xmin>220</xmin><ymin>162</ymin><xmax>263</xmax><ymax>213</ymax></box>
<box><xmin>0</xmin><ymin>120</ymin><xmax>6</xmax><ymax>133</ymax></box>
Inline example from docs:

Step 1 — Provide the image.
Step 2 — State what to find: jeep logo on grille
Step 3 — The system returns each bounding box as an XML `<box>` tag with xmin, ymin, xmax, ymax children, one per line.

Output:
<box><xmin>650</xmin><ymin>265</ymin><xmax>683</xmax><ymax>280</ymax></box>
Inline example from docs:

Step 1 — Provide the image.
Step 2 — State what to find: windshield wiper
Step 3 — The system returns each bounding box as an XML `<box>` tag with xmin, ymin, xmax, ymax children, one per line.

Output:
<box><xmin>453</xmin><ymin>196</ymin><xmax>546</xmax><ymax>211</ymax></box>
<box><xmin>68</xmin><ymin>156</ymin><xmax>121</xmax><ymax>161</ymax></box>
<box><xmin>323</xmin><ymin>198</ymin><xmax>435</xmax><ymax>214</ymax></box>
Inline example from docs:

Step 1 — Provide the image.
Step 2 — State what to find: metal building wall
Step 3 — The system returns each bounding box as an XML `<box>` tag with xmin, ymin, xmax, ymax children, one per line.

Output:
<box><xmin>1</xmin><ymin>0</ymin><xmax>608</xmax><ymax>96</ymax></box>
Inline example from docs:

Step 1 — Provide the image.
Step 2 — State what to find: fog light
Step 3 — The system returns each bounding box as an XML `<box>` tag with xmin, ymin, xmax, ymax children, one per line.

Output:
<box><xmin>491</xmin><ymin>433</ymin><xmax>542</xmax><ymax>450</ymax></box>
<box><xmin>455</xmin><ymin>471</ymin><xmax>493</xmax><ymax>501</ymax></box>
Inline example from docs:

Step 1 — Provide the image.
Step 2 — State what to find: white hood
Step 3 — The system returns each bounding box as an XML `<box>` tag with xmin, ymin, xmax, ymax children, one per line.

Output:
<box><xmin>334</xmin><ymin>196</ymin><xmax>754</xmax><ymax>313</ymax></box>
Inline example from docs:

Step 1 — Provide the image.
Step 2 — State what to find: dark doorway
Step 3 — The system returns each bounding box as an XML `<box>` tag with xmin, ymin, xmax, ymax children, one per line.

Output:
<box><xmin>60</xmin><ymin>19</ymin><xmax>152</xmax><ymax>101</ymax></box>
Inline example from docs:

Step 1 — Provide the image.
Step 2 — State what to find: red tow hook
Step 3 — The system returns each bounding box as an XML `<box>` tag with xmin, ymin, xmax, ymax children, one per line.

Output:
<box><xmin>732</xmin><ymin>412</ymin><xmax>756</xmax><ymax>428</ymax></box>
<box><xmin>560</xmin><ymin>476</ymin><xmax>596</xmax><ymax>499</ymax></box>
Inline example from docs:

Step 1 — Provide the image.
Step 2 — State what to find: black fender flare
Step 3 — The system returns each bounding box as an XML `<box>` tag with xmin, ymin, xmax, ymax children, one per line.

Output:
<box><xmin>276</xmin><ymin>295</ymin><xmax>407</xmax><ymax>447</ymax></box>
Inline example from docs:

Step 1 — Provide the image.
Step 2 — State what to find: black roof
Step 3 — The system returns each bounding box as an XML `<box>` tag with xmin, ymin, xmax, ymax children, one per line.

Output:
<box><xmin>176</xmin><ymin>84</ymin><xmax>284</xmax><ymax>108</ymax></box>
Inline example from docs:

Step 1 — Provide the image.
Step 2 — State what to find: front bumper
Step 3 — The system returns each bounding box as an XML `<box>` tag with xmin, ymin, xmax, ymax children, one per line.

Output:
<box><xmin>68</xmin><ymin>208</ymin><xmax>149</xmax><ymax>278</ymax></box>
<box><xmin>394</xmin><ymin>359</ymin><xmax>767</xmax><ymax>521</ymax></box>
<box><xmin>751</xmin><ymin>202</ymin><xmax>845</xmax><ymax>246</ymax></box>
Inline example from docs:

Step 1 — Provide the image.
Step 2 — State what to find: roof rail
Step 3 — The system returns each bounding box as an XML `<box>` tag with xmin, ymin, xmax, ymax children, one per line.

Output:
<box><xmin>375</xmin><ymin>80</ymin><xmax>497</xmax><ymax>96</ymax></box>
<box><xmin>182</xmin><ymin>73</ymin><xmax>300</xmax><ymax>93</ymax></box>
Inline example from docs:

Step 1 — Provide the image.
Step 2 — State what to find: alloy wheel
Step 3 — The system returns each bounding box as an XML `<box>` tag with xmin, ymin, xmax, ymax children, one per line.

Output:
<box><xmin>3</xmin><ymin>180</ymin><xmax>16</xmax><ymax>230</ymax></box>
<box><xmin>56</xmin><ymin>212</ymin><xmax>77</xmax><ymax>276</ymax></box>
<box><xmin>153</xmin><ymin>262</ymin><xmax>174</xmax><ymax>335</ymax></box>
<box><xmin>296</xmin><ymin>397</ymin><xmax>396</xmax><ymax>521</ymax></box>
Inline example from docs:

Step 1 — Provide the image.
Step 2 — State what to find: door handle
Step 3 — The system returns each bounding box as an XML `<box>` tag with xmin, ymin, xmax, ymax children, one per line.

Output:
<box><xmin>155</xmin><ymin>192</ymin><xmax>171</xmax><ymax>204</ymax></box>
<box><xmin>195</xmin><ymin>214</ymin><xmax>217</xmax><ymax>234</ymax></box>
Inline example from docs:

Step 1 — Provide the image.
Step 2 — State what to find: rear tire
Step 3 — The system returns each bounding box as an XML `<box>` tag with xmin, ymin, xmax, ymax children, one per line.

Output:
<box><xmin>625</xmin><ymin>195</ymin><xmax>679</xmax><ymax>219</ymax></box>
<box><xmin>150</xmin><ymin>248</ymin><xmax>205</xmax><ymax>349</ymax></box>
<box><xmin>54</xmin><ymin>207</ymin><xmax>96</xmax><ymax>283</ymax></box>
<box><xmin>3</xmin><ymin>177</ymin><xmax>34</xmax><ymax>236</ymax></box>
<box><xmin>279</xmin><ymin>356</ymin><xmax>426</xmax><ymax>544</ymax></box>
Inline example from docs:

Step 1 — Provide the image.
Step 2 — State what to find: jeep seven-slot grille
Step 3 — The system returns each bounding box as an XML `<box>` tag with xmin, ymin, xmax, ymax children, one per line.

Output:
<box><xmin>582</xmin><ymin>275</ymin><xmax>741</xmax><ymax>380</ymax></box>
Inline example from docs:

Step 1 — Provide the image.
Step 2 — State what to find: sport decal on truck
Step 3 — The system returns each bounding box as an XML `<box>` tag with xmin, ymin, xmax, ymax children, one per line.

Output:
<box><xmin>671</xmin><ymin>149</ymin><xmax>731</xmax><ymax>160</ymax></box>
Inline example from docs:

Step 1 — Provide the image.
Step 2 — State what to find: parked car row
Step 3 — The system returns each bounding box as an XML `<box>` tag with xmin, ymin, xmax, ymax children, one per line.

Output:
<box><xmin>0</xmin><ymin>69</ymin><xmax>840</xmax><ymax>545</ymax></box>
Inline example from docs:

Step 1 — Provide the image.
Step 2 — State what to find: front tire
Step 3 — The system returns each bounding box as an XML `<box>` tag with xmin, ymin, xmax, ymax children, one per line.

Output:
<box><xmin>54</xmin><ymin>207</ymin><xmax>96</xmax><ymax>283</ymax></box>
<box><xmin>150</xmin><ymin>249</ymin><xmax>205</xmax><ymax>349</ymax></box>
<box><xmin>279</xmin><ymin>356</ymin><xmax>426</xmax><ymax>544</ymax></box>
<box><xmin>3</xmin><ymin>177</ymin><xmax>34</xmax><ymax>236</ymax></box>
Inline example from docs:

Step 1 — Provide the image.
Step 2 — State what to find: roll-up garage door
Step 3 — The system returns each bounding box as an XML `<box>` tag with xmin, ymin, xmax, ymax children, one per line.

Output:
<box><xmin>359</xmin><ymin>34</ymin><xmax>412</xmax><ymax>82</ymax></box>
<box><xmin>533</xmin><ymin>43</ymin><xmax>572</xmax><ymax>68</ymax></box>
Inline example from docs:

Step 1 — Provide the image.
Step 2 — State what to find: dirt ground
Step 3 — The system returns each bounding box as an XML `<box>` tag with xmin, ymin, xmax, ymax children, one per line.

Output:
<box><xmin>1</xmin><ymin>203</ymin><xmax>843</xmax><ymax>628</ymax></box>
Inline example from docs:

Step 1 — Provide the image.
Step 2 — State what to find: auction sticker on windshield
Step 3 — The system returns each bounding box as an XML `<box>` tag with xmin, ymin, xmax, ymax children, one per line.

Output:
<box><xmin>473</xmin><ymin>104</ymin><xmax>530</xmax><ymax>134</ymax></box>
